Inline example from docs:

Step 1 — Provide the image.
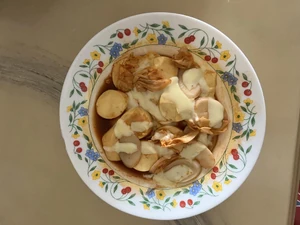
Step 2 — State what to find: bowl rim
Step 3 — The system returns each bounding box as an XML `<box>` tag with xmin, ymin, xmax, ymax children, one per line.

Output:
<box><xmin>59</xmin><ymin>12</ymin><xmax>266</xmax><ymax>220</ymax></box>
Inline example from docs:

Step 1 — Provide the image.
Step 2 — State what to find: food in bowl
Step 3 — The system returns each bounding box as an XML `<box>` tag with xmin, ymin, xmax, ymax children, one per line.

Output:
<box><xmin>91</xmin><ymin>47</ymin><xmax>230</xmax><ymax>188</ymax></box>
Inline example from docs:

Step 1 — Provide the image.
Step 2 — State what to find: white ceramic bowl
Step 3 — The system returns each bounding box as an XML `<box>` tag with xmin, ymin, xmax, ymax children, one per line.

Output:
<box><xmin>59</xmin><ymin>12</ymin><xmax>266</xmax><ymax>220</ymax></box>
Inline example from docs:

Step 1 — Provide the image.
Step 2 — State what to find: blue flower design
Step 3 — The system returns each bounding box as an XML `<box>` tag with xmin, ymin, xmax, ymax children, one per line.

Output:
<box><xmin>110</xmin><ymin>43</ymin><xmax>123</xmax><ymax>58</ymax></box>
<box><xmin>157</xmin><ymin>34</ymin><xmax>167</xmax><ymax>45</ymax></box>
<box><xmin>78</xmin><ymin>107</ymin><xmax>88</xmax><ymax>116</ymax></box>
<box><xmin>146</xmin><ymin>188</ymin><xmax>155</xmax><ymax>198</ymax></box>
<box><xmin>85</xmin><ymin>149</ymin><xmax>100</xmax><ymax>161</ymax></box>
<box><xmin>232</xmin><ymin>123</ymin><xmax>243</xmax><ymax>133</ymax></box>
<box><xmin>189</xmin><ymin>181</ymin><xmax>202</xmax><ymax>196</ymax></box>
<box><xmin>221</xmin><ymin>72</ymin><xmax>232</xmax><ymax>82</ymax></box>
<box><xmin>228</xmin><ymin>75</ymin><xmax>238</xmax><ymax>86</ymax></box>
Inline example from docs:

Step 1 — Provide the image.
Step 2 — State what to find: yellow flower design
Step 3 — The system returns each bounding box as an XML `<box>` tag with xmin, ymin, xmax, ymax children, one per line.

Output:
<box><xmin>143</xmin><ymin>204</ymin><xmax>150</xmax><ymax>210</ymax></box>
<box><xmin>90</xmin><ymin>51</ymin><xmax>101</xmax><ymax>60</ymax></box>
<box><xmin>146</xmin><ymin>33</ymin><xmax>158</xmax><ymax>44</ymax></box>
<box><xmin>162</xmin><ymin>21</ymin><xmax>170</xmax><ymax>28</ymax></box>
<box><xmin>171</xmin><ymin>199</ymin><xmax>177</xmax><ymax>208</ymax></box>
<box><xmin>244</xmin><ymin>98</ymin><xmax>253</xmax><ymax>106</ymax></box>
<box><xmin>98</xmin><ymin>182</ymin><xmax>105</xmax><ymax>188</ymax></box>
<box><xmin>67</xmin><ymin>105</ymin><xmax>72</xmax><ymax>112</ymax></box>
<box><xmin>216</xmin><ymin>41</ymin><xmax>222</xmax><ymax>49</ymax></box>
<box><xmin>91</xmin><ymin>170</ymin><xmax>101</xmax><ymax>180</ymax></box>
<box><xmin>212</xmin><ymin>181</ymin><xmax>223</xmax><ymax>192</ymax></box>
<box><xmin>78</xmin><ymin>117</ymin><xmax>87</xmax><ymax>127</ymax></box>
<box><xmin>83</xmin><ymin>59</ymin><xmax>90</xmax><ymax>65</ymax></box>
<box><xmin>250</xmin><ymin>130</ymin><xmax>256</xmax><ymax>137</ymax></box>
<box><xmin>156</xmin><ymin>190</ymin><xmax>166</xmax><ymax>200</ymax></box>
<box><xmin>133</xmin><ymin>27</ymin><xmax>139</xmax><ymax>37</ymax></box>
<box><xmin>224</xmin><ymin>179</ymin><xmax>231</xmax><ymax>185</ymax></box>
<box><xmin>234</xmin><ymin>111</ymin><xmax>245</xmax><ymax>122</ymax></box>
<box><xmin>72</xmin><ymin>133</ymin><xmax>80</xmax><ymax>139</ymax></box>
<box><xmin>220</xmin><ymin>50</ymin><xmax>231</xmax><ymax>61</ymax></box>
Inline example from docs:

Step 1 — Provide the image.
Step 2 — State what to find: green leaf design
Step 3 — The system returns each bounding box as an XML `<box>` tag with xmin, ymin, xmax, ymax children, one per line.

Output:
<box><xmin>198</xmin><ymin>177</ymin><xmax>204</xmax><ymax>184</ymax></box>
<box><xmin>94</xmin><ymin>72</ymin><xmax>97</xmax><ymax>80</ymax></box>
<box><xmin>150</xmin><ymin>23</ymin><xmax>160</xmax><ymax>27</ymax></box>
<box><xmin>238</xmin><ymin>144</ymin><xmax>244</xmax><ymax>153</ymax></box>
<box><xmin>79</xmin><ymin>73</ymin><xmax>89</xmax><ymax>78</ymax></box>
<box><xmin>69</xmin><ymin>89</ymin><xmax>74</xmax><ymax>98</ymax></box>
<box><xmin>166</xmin><ymin>28</ymin><xmax>174</xmax><ymax>31</ymax></box>
<box><xmin>72</xmin><ymin>101</ymin><xmax>76</xmax><ymax>109</ymax></box>
<box><xmin>142</xmin><ymin>196</ymin><xmax>148</xmax><ymax>202</ymax></box>
<box><xmin>98</xmin><ymin>47</ymin><xmax>105</xmax><ymax>54</ymax></box>
<box><xmin>198</xmin><ymin>194</ymin><xmax>204</xmax><ymax>198</ymax></box>
<box><xmin>85</xmin><ymin>157</ymin><xmax>88</xmax><ymax>163</ymax></box>
<box><xmin>76</xmin><ymin>89</ymin><xmax>83</xmax><ymax>96</ymax></box>
<box><xmin>231</xmin><ymin>85</ymin><xmax>236</xmax><ymax>93</ymax></box>
<box><xmin>165</xmin><ymin>197</ymin><xmax>171</xmax><ymax>203</ymax></box>
<box><xmin>83</xmin><ymin>134</ymin><xmax>90</xmax><ymax>141</ymax></box>
<box><xmin>194</xmin><ymin>201</ymin><xmax>200</xmax><ymax>205</ymax></box>
<box><xmin>246</xmin><ymin>145</ymin><xmax>252</xmax><ymax>154</ymax></box>
<box><xmin>198</xmin><ymin>51</ymin><xmax>207</xmax><ymax>55</ymax></box>
<box><xmin>122</xmin><ymin>43</ymin><xmax>130</xmax><ymax>49</ymax></box>
<box><xmin>110</xmin><ymin>33</ymin><xmax>116</xmax><ymax>38</ymax></box>
<box><xmin>183</xmin><ymin>188</ymin><xmax>189</xmax><ymax>194</ymax></box>
<box><xmin>98</xmin><ymin>158</ymin><xmax>105</xmax><ymax>163</ymax></box>
<box><xmin>207</xmin><ymin>186</ymin><xmax>213</xmax><ymax>194</ymax></box>
<box><xmin>211</xmin><ymin>37</ymin><xmax>215</xmax><ymax>47</ymax></box>
<box><xmin>105</xmin><ymin>184</ymin><xmax>108</xmax><ymax>192</ymax></box>
<box><xmin>128</xmin><ymin>193</ymin><xmax>136</xmax><ymax>199</ymax></box>
<box><xmin>173</xmin><ymin>191</ymin><xmax>181</xmax><ymax>197</ymax></box>
<box><xmin>109</xmin><ymin>56</ymin><xmax>113</xmax><ymax>63</ymax></box>
<box><xmin>76</xmin><ymin>126</ymin><xmax>83</xmax><ymax>131</ymax></box>
<box><xmin>89</xmin><ymin>166</ymin><xmax>96</xmax><ymax>172</ymax></box>
<box><xmin>216</xmin><ymin>70</ymin><xmax>224</xmax><ymax>74</ymax></box>
<box><xmin>200</xmin><ymin>36</ymin><xmax>205</xmax><ymax>47</ymax></box>
<box><xmin>112</xmin><ymin>176</ymin><xmax>120</xmax><ymax>180</ymax></box>
<box><xmin>228</xmin><ymin>175</ymin><xmax>236</xmax><ymax>178</ymax></box>
<box><xmin>107</xmin><ymin>41</ymin><xmax>113</xmax><ymax>45</ymax></box>
<box><xmin>139</xmin><ymin>188</ymin><xmax>144</xmax><ymax>196</ymax></box>
<box><xmin>140</xmin><ymin>201</ymin><xmax>148</xmax><ymax>204</ymax></box>
<box><xmin>113</xmin><ymin>184</ymin><xmax>118</xmax><ymax>193</ymax></box>
<box><xmin>219</xmin><ymin>160</ymin><xmax>223</xmax><ymax>169</ymax></box>
<box><xmin>226</xmin><ymin>60</ymin><xmax>234</xmax><ymax>67</ymax></box>
<box><xmin>242</xmin><ymin>73</ymin><xmax>248</xmax><ymax>80</ymax></box>
<box><xmin>246</xmin><ymin>132</ymin><xmax>250</xmax><ymax>140</ymax></box>
<box><xmin>171</xmin><ymin>36</ymin><xmax>176</xmax><ymax>44</ymax></box>
<box><xmin>128</xmin><ymin>200</ymin><xmax>135</xmax><ymax>206</ymax></box>
<box><xmin>233</xmin><ymin>135</ymin><xmax>240</xmax><ymax>140</ymax></box>
<box><xmin>141</xmin><ymin>32</ymin><xmax>147</xmax><ymax>38</ymax></box>
<box><xmin>163</xmin><ymin>30</ymin><xmax>172</xmax><ymax>36</ymax></box>
<box><xmin>79</xmin><ymin>65</ymin><xmax>88</xmax><ymax>68</ymax></box>
<box><xmin>241</xmin><ymin>130</ymin><xmax>247</xmax><ymax>138</ymax></box>
<box><xmin>241</xmin><ymin>106</ymin><xmax>247</xmax><ymax>112</ymax></box>
<box><xmin>179</xmin><ymin>24</ymin><xmax>188</xmax><ymax>30</ymax></box>
<box><xmin>77</xmin><ymin>154</ymin><xmax>82</xmax><ymax>160</ymax></box>
<box><xmin>69</xmin><ymin>114</ymin><xmax>73</xmax><ymax>123</ymax></box>
<box><xmin>251</xmin><ymin>117</ymin><xmax>256</xmax><ymax>126</ymax></box>
<box><xmin>75</xmin><ymin>102</ymin><xmax>81</xmax><ymax>110</ymax></box>
<box><xmin>87</xmin><ymin>142</ymin><xmax>93</xmax><ymax>149</ymax></box>
<box><xmin>152</xmin><ymin>206</ymin><xmax>162</xmax><ymax>210</ymax></box>
<box><xmin>234</xmin><ymin>94</ymin><xmax>240</xmax><ymax>103</ymax></box>
<box><xmin>236</xmin><ymin>70</ymin><xmax>240</xmax><ymax>76</ymax></box>
<box><xmin>228</xmin><ymin>164</ymin><xmax>238</xmax><ymax>169</ymax></box>
<box><xmin>131</xmin><ymin>39</ymin><xmax>138</xmax><ymax>45</ymax></box>
<box><xmin>81</xmin><ymin>100</ymin><xmax>87</xmax><ymax>105</ymax></box>
<box><xmin>137</xmin><ymin>29</ymin><xmax>141</xmax><ymax>33</ymax></box>
<box><xmin>178</xmin><ymin>32</ymin><xmax>186</xmax><ymax>38</ymax></box>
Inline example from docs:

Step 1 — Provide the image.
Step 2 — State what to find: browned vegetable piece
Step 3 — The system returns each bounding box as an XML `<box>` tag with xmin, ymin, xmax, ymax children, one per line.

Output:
<box><xmin>96</xmin><ymin>90</ymin><xmax>128</xmax><ymax>119</ymax></box>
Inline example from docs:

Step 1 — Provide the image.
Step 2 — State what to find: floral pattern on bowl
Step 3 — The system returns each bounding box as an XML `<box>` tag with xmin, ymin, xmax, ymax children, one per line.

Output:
<box><xmin>60</xmin><ymin>13</ymin><xmax>265</xmax><ymax>220</ymax></box>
